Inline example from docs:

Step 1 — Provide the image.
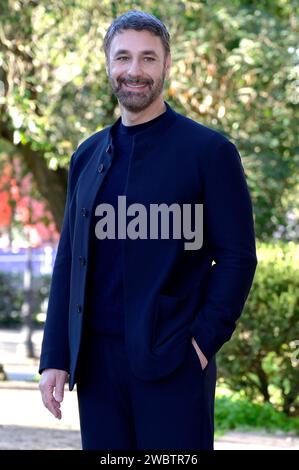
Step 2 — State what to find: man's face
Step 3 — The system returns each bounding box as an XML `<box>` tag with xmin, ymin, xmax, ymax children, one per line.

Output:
<box><xmin>106</xmin><ymin>29</ymin><xmax>171</xmax><ymax>112</ymax></box>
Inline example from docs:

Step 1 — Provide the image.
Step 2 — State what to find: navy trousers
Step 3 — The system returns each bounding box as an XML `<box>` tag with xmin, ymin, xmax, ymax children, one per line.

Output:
<box><xmin>76</xmin><ymin>332</ymin><xmax>217</xmax><ymax>450</ymax></box>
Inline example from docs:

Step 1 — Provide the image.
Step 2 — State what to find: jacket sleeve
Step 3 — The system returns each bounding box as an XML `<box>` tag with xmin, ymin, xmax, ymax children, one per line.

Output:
<box><xmin>39</xmin><ymin>153</ymin><xmax>76</xmax><ymax>374</ymax></box>
<box><xmin>190</xmin><ymin>140</ymin><xmax>257</xmax><ymax>360</ymax></box>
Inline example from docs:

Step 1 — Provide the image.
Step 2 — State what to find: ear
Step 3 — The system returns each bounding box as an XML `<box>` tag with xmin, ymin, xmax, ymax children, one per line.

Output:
<box><xmin>165</xmin><ymin>53</ymin><xmax>172</xmax><ymax>80</ymax></box>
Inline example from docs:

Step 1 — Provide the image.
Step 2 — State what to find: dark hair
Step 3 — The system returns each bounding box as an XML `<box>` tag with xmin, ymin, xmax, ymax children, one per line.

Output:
<box><xmin>103</xmin><ymin>10</ymin><xmax>170</xmax><ymax>61</ymax></box>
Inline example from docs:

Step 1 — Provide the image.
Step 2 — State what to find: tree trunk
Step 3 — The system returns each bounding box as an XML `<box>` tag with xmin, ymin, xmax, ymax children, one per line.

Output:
<box><xmin>21</xmin><ymin>144</ymin><xmax>67</xmax><ymax>232</ymax></box>
<box><xmin>1</xmin><ymin>126</ymin><xmax>67</xmax><ymax>231</ymax></box>
<box><xmin>22</xmin><ymin>241</ymin><xmax>35</xmax><ymax>359</ymax></box>
<box><xmin>255</xmin><ymin>363</ymin><xmax>270</xmax><ymax>403</ymax></box>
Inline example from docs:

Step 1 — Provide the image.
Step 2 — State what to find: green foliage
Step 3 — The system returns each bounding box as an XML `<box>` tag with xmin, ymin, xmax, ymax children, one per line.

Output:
<box><xmin>218</xmin><ymin>242</ymin><xmax>299</xmax><ymax>416</ymax></box>
<box><xmin>0</xmin><ymin>272</ymin><xmax>24</xmax><ymax>326</ymax></box>
<box><xmin>0</xmin><ymin>271</ymin><xmax>51</xmax><ymax>327</ymax></box>
<box><xmin>215</xmin><ymin>394</ymin><xmax>299</xmax><ymax>435</ymax></box>
<box><xmin>167</xmin><ymin>3</ymin><xmax>299</xmax><ymax>240</ymax></box>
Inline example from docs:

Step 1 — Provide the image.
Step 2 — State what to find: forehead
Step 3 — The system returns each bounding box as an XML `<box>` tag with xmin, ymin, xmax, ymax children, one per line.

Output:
<box><xmin>109</xmin><ymin>29</ymin><xmax>164</xmax><ymax>56</ymax></box>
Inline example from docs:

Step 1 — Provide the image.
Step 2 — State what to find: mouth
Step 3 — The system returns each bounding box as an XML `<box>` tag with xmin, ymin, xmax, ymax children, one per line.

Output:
<box><xmin>121</xmin><ymin>82</ymin><xmax>149</xmax><ymax>91</ymax></box>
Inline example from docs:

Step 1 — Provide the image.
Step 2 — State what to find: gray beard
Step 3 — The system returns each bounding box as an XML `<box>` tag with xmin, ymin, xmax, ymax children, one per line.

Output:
<box><xmin>109</xmin><ymin>75</ymin><xmax>165</xmax><ymax>112</ymax></box>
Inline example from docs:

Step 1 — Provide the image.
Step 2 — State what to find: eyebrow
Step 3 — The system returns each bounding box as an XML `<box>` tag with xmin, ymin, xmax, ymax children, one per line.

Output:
<box><xmin>113</xmin><ymin>49</ymin><xmax>159</xmax><ymax>58</ymax></box>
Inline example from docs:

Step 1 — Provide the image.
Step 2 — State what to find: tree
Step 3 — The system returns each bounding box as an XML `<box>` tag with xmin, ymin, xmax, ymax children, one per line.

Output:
<box><xmin>168</xmin><ymin>1</ymin><xmax>299</xmax><ymax>240</ymax></box>
<box><xmin>0</xmin><ymin>151</ymin><xmax>58</xmax><ymax>247</ymax></box>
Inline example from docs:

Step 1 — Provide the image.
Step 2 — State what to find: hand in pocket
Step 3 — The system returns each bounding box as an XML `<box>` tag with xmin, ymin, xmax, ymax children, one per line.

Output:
<box><xmin>191</xmin><ymin>337</ymin><xmax>208</xmax><ymax>370</ymax></box>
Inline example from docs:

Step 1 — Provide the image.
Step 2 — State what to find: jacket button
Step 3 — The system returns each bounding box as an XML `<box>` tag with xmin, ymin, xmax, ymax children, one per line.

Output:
<box><xmin>81</xmin><ymin>207</ymin><xmax>88</xmax><ymax>217</ymax></box>
<box><xmin>98</xmin><ymin>163</ymin><xmax>105</xmax><ymax>173</ymax></box>
<box><xmin>76</xmin><ymin>304</ymin><xmax>82</xmax><ymax>313</ymax></box>
<box><xmin>79</xmin><ymin>256</ymin><xmax>86</xmax><ymax>266</ymax></box>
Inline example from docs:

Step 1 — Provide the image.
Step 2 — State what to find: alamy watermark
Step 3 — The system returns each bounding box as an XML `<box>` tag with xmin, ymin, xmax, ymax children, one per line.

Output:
<box><xmin>94</xmin><ymin>196</ymin><xmax>203</xmax><ymax>250</ymax></box>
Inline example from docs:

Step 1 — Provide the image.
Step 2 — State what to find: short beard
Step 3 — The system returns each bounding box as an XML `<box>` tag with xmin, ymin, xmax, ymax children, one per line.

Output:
<box><xmin>108</xmin><ymin>71</ymin><xmax>166</xmax><ymax>112</ymax></box>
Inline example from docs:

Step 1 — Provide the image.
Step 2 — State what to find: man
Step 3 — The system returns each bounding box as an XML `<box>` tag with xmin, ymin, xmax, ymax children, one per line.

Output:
<box><xmin>39</xmin><ymin>10</ymin><xmax>257</xmax><ymax>450</ymax></box>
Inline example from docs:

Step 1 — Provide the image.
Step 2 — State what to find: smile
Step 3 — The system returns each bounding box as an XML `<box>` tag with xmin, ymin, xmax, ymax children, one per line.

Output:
<box><xmin>123</xmin><ymin>82</ymin><xmax>148</xmax><ymax>89</ymax></box>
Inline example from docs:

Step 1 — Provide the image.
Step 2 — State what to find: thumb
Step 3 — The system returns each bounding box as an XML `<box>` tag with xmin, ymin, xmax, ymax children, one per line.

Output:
<box><xmin>54</xmin><ymin>374</ymin><xmax>65</xmax><ymax>402</ymax></box>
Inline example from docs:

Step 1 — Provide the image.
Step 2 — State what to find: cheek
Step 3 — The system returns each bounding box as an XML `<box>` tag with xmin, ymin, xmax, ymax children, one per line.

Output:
<box><xmin>110</xmin><ymin>66</ymin><xmax>127</xmax><ymax>80</ymax></box>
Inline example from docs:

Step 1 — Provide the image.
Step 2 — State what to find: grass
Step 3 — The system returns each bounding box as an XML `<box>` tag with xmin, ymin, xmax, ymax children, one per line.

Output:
<box><xmin>215</xmin><ymin>389</ymin><xmax>299</xmax><ymax>437</ymax></box>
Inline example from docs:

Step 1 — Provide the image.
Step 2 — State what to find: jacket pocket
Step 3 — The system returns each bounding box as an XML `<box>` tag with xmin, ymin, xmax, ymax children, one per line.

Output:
<box><xmin>151</xmin><ymin>294</ymin><xmax>191</xmax><ymax>352</ymax></box>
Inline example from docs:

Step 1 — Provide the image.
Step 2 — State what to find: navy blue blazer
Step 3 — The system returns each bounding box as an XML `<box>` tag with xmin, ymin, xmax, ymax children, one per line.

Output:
<box><xmin>39</xmin><ymin>101</ymin><xmax>257</xmax><ymax>390</ymax></box>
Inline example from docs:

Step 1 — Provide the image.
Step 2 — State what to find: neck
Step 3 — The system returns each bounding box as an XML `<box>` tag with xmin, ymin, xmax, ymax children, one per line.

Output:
<box><xmin>119</xmin><ymin>96</ymin><xmax>166</xmax><ymax>126</ymax></box>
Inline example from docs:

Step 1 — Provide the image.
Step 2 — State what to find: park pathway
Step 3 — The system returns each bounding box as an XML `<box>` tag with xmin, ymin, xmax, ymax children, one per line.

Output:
<box><xmin>0</xmin><ymin>381</ymin><xmax>298</xmax><ymax>450</ymax></box>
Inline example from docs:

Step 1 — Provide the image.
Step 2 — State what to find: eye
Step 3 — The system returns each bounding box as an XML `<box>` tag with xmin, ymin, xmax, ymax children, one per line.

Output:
<box><xmin>144</xmin><ymin>57</ymin><xmax>155</xmax><ymax>62</ymax></box>
<box><xmin>117</xmin><ymin>56</ymin><xmax>129</xmax><ymax>61</ymax></box>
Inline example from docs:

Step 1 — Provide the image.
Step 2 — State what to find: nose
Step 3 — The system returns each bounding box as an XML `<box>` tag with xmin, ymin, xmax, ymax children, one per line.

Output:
<box><xmin>127</xmin><ymin>58</ymin><xmax>142</xmax><ymax>76</ymax></box>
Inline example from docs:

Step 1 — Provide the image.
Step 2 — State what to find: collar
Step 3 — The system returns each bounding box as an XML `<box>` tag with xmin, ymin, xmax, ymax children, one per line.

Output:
<box><xmin>102</xmin><ymin>100</ymin><xmax>178</xmax><ymax>159</ymax></box>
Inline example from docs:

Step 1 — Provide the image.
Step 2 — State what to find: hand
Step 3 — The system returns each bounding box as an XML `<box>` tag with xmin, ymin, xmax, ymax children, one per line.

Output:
<box><xmin>39</xmin><ymin>369</ymin><xmax>68</xmax><ymax>419</ymax></box>
<box><xmin>191</xmin><ymin>337</ymin><xmax>208</xmax><ymax>370</ymax></box>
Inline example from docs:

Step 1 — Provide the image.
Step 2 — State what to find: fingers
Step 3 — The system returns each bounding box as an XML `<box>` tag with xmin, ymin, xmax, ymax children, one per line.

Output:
<box><xmin>40</xmin><ymin>382</ymin><xmax>62</xmax><ymax>419</ymax></box>
<box><xmin>191</xmin><ymin>337</ymin><xmax>208</xmax><ymax>370</ymax></box>
<box><xmin>39</xmin><ymin>370</ymin><xmax>67</xmax><ymax>420</ymax></box>
<box><xmin>54</xmin><ymin>374</ymin><xmax>65</xmax><ymax>403</ymax></box>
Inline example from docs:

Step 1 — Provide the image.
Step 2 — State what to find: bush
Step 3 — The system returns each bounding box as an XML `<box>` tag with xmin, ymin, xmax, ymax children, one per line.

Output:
<box><xmin>215</xmin><ymin>393</ymin><xmax>299</xmax><ymax>435</ymax></box>
<box><xmin>217</xmin><ymin>242</ymin><xmax>299</xmax><ymax>416</ymax></box>
<box><xmin>0</xmin><ymin>271</ymin><xmax>51</xmax><ymax>327</ymax></box>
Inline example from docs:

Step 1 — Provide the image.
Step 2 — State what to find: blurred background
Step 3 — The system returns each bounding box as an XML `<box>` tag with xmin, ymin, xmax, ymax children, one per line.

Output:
<box><xmin>0</xmin><ymin>0</ymin><xmax>298</xmax><ymax>450</ymax></box>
